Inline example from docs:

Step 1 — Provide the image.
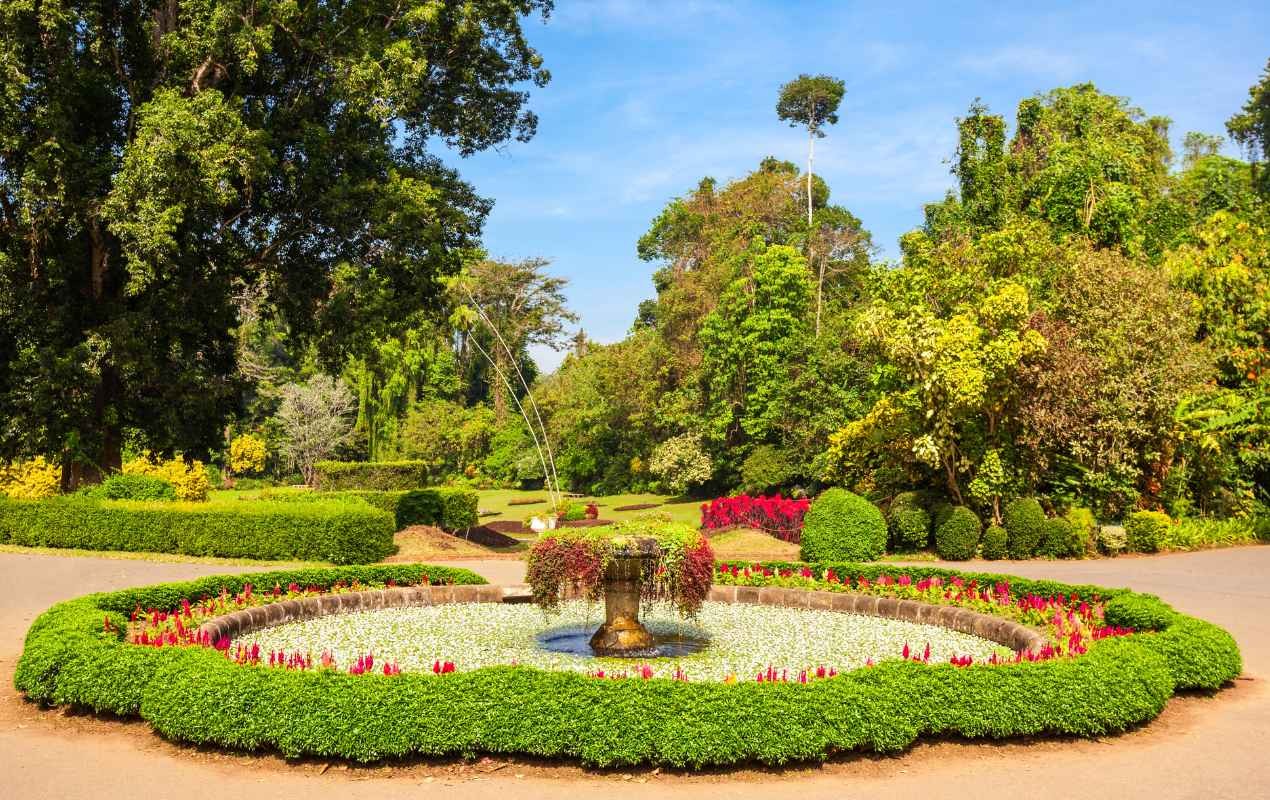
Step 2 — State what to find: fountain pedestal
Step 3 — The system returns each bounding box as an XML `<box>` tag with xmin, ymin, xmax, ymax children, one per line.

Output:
<box><xmin>589</xmin><ymin>547</ymin><xmax>657</xmax><ymax>656</ymax></box>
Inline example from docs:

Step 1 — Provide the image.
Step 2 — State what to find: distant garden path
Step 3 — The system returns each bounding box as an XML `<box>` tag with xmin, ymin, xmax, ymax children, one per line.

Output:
<box><xmin>2</xmin><ymin>547</ymin><xmax>1267</xmax><ymax>799</ymax></box>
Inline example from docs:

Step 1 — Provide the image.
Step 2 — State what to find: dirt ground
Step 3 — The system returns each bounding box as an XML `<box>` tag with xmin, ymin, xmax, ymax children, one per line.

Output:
<box><xmin>2</xmin><ymin>547</ymin><xmax>1267</xmax><ymax>799</ymax></box>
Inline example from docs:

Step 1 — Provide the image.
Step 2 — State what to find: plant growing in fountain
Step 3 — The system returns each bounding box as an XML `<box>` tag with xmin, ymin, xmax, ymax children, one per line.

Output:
<box><xmin>525</xmin><ymin>519</ymin><xmax>714</xmax><ymax>656</ymax></box>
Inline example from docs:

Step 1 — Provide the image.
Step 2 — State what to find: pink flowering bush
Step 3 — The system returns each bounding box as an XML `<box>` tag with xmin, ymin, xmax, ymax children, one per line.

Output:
<box><xmin>700</xmin><ymin>493</ymin><xmax>810</xmax><ymax>542</ymax></box>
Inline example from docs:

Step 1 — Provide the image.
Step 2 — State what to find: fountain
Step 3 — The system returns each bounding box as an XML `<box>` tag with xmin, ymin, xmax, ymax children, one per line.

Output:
<box><xmin>526</xmin><ymin>523</ymin><xmax>715</xmax><ymax>659</ymax></box>
<box><xmin>588</xmin><ymin>540</ymin><xmax>659</xmax><ymax>655</ymax></box>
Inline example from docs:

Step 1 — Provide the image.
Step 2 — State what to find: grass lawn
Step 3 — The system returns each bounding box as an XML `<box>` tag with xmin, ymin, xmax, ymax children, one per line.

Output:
<box><xmin>705</xmin><ymin>529</ymin><xmax>801</xmax><ymax>562</ymax></box>
<box><xmin>474</xmin><ymin>488</ymin><xmax>702</xmax><ymax>526</ymax></box>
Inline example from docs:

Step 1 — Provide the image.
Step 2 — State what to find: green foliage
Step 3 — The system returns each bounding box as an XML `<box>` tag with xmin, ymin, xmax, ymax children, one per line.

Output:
<box><xmin>1002</xmin><ymin>498</ymin><xmax>1047</xmax><ymax>559</ymax></box>
<box><xmin>740</xmin><ymin>446</ymin><xmax>800</xmax><ymax>494</ymax></box>
<box><xmin>1039</xmin><ymin>516</ymin><xmax>1082</xmax><ymax>559</ymax></box>
<box><xmin>0</xmin><ymin>496</ymin><xmax>394</xmax><ymax>564</ymax></box>
<box><xmin>887</xmin><ymin>492</ymin><xmax>931</xmax><ymax>551</ymax></box>
<box><xmin>397</xmin><ymin>400</ymin><xmax>495</xmax><ymax>480</ymax></box>
<box><xmin>1064</xmin><ymin>507</ymin><xmax>1098</xmax><ymax>555</ymax></box>
<box><xmin>799</xmin><ymin>489</ymin><xmax>886</xmax><ymax>562</ymax></box>
<box><xmin>261</xmin><ymin>487</ymin><xmax>478</xmax><ymax>531</ymax></box>
<box><xmin>1163</xmin><ymin>516</ymin><xmax>1264</xmax><ymax>550</ymax></box>
<box><xmin>0</xmin><ymin>456</ymin><xmax>61</xmax><ymax>499</ymax></box>
<box><xmin>15</xmin><ymin>565</ymin><xmax>1240</xmax><ymax>767</ymax></box>
<box><xmin>1227</xmin><ymin>57</ymin><xmax>1270</xmax><ymax>195</ymax></box>
<box><xmin>0</xmin><ymin>1</ymin><xmax>552</xmax><ymax>476</ymax></box>
<box><xmin>934</xmin><ymin>506</ymin><xmax>981</xmax><ymax>560</ymax></box>
<box><xmin>776</xmin><ymin>74</ymin><xmax>846</xmax><ymax>136</ymax></box>
<box><xmin>95</xmin><ymin>474</ymin><xmax>176</xmax><ymax>503</ymax></box>
<box><xmin>1098</xmin><ymin>525</ymin><xmax>1129</xmax><ymax>556</ymax></box>
<box><xmin>980</xmin><ymin>524</ymin><xmax>1008</xmax><ymax>560</ymax></box>
<box><xmin>1126</xmin><ymin>511</ymin><xmax>1171</xmax><ymax>553</ymax></box>
<box><xmin>649</xmin><ymin>434</ymin><xmax>712</xmax><ymax>496</ymax></box>
<box><xmin>313</xmin><ymin>461</ymin><xmax>433</xmax><ymax>492</ymax></box>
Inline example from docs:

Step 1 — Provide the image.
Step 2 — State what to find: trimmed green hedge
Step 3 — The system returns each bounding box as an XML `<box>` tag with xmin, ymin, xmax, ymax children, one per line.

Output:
<box><xmin>1003</xmin><ymin>498</ymin><xmax>1047</xmax><ymax>559</ymax></box>
<box><xmin>887</xmin><ymin>491</ymin><xmax>931</xmax><ymax>551</ymax></box>
<box><xmin>800</xmin><ymin>489</ymin><xmax>887</xmax><ymax>562</ymax></box>
<box><xmin>981</xmin><ymin>524</ymin><xmax>1008</xmax><ymax>560</ymax></box>
<box><xmin>92</xmin><ymin>474</ymin><xmax>177</xmax><ymax>502</ymax></box>
<box><xmin>0</xmin><ymin>497</ymin><xmax>395</xmax><ymax>564</ymax></box>
<box><xmin>1126</xmin><ymin>511</ymin><xmax>1170</xmax><ymax>553</ymax></box>
<box><xmin>934</xmin><ymin>505</ymin><xmax>980</xmax><ymax>560</ymax></box>
<box><xmin>260</xmin><ymin>487</ymin><xmax>478</xmax><ymax>531</ymax></box>
<box><xmin>313</xmin><ymin>461</ymin><xmax>432</xmax><ymax>491</ymax></box>
<box><xmin>15</xmin><ymin>563</ymin><xmax>1240</xmax><ymax>767</ymax></box>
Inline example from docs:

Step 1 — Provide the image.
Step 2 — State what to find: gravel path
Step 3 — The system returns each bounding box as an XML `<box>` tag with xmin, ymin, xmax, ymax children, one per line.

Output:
<box><xmin>2</xmin><ymin>547</ymin><xmax>1267</xmax><ymax>799</ymax></box>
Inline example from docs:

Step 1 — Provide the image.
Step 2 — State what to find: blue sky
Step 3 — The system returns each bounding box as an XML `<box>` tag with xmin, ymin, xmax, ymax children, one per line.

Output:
<box><xmin>439</xmin><ymin>0</ymin><xmax>1269</xmax><ymax>372</ymax></box>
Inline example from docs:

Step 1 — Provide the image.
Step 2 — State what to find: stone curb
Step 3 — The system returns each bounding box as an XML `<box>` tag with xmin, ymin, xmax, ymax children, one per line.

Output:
<box><xmin>706</xmin><ymin>585</ymin><xmax>1048</xmax><ymax>654</ymax></box>
<box><xmin>198</xmin><ymin>583</ymin><xmax>1047</xmax><ymax>655</ymax></box>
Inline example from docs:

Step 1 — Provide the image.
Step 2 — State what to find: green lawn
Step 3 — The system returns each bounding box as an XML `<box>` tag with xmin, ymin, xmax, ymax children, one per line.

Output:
<box><xmin>473</xmin><ymin>488</ymin><xmax>702</xmax><ymax>527</ymax></box>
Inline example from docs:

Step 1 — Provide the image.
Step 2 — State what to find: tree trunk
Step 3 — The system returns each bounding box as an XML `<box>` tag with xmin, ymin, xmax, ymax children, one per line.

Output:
<box><xmin>808</xmin><ymin>128</ymin><xmax>821</xmax><ymax>337</ymax></box>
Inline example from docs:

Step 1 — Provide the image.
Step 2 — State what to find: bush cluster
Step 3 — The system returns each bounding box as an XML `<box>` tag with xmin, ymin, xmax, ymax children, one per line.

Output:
<box><xmin>14</xmin><ymin>563</ymin><xmax>1239</xmax><ymax>768</ymax></box>
<box><xmin>1126</xmin><ymin>511</ymin><xmax>1171</xmax><ymax>553</ymax></box>
<box><xmin>122</xmin><ymin>454</ymin><xmax>211</xmax><ymax>501</ymax></box>
<box><xmin>934</xmin><ymin>505</ymin><xmax>980</xmax><ymax>560</ymax></box>
<box><xmin>1039</xmin><ymin>516</ymin><xmax>1083</xmax><ymax>558</ymax></box>
<box><xmin>699</xmin><ymin>493</ymin><xmax>810</xmax><ymax>542</ymax></box>
<box><xmin>312</xmin><ymin>460</ymin><xmax>433</xmax><ymax>491</ymax></box>
<box><xmin>980</xmin><ymin>524</ymin><xmax>1008</xmax><ymax>559</ymax></box>
<box><xmin>0</xmin><ymin>496</ymin><xmax>394</xmax><ymax>564</ymax></box>
<box><xmin>1003</xmin><ymin>498</ymin><xmax>1047</xmax><ymax>558</ymax></box>
<box><xmin>799</xmin><ymin>488</ymin><xmax>886</xmax><ymax>562</ymax></box>
<box><xmin>95</xmin><ymin>474</ymin><xmax>176</xmax><ymax>502</ymax></box>
<box><xmin>887</xmin><ymin>491</ymin><xmax>930</xmax><ymax>551</ymax></box>
<box><xmin>261</xmin><ymin>487</ymin><xmax>478</xmax><ymax>531</ymax></box>
<box><xmin>0</xmin><ymin>455</ymin><xmax>61</xmax><ymax>499</ymax></box>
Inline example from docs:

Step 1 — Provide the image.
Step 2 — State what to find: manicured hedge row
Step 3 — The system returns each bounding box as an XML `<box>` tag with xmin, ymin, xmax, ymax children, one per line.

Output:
<box><xmin>0</xmin><ymin>497</ymin><xmax>395</xmax><ymax>564</ymax></box>
<box><xmin>312</xmin><ymin>460</ymin><xmax>433</xmax><ymax>491</ymax></box>
<box><xmin>261</xmin><ymin>488</ymin><xmax>478</xmax><ymax>530</ymax></box>
<box><xmin>14</xmin><ymin>563</ymin><xmax>1240</xmax><ymax>767</ymax></box>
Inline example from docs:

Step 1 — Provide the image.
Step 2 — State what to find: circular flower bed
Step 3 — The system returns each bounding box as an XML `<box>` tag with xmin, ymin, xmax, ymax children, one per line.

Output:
<box><xmin>15</xmin><ymin>561</ymin><xmax>1241</xmax><ymax>768</ymax></box>
<box><xmin>235</xmin><ymin>601</ymin><xmax>1010</xmax><ymax>681</ymax></box>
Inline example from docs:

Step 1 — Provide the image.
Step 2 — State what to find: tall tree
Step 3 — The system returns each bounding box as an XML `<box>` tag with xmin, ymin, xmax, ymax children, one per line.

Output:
<box><xmin>1227</xmin><ymin>57</ymin><xmax>1270</xmax><ymax>197</ymax></box>
<box><xmin>776</xmin><ymin>73</ymin><xmax>846</xmax><ymax>335</ymax></box>
<box><xmin>453</xmin><ymin>258</ymin><xmax>576</xmax><ymax>423</ymax></box>
<box><xmin>0</xmin><ymin>0</ymin><xmax>551</xmax><ymax>485</ymax></box>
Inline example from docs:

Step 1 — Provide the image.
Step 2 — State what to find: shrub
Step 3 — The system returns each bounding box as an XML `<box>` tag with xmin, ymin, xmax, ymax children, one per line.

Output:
<box><xmin>700</xmin><ymin>494</ymin><xmax>810</xmax><ymax>542</ymax></box>
<box><xmin>260</xmin><ymin>487</ymin><xmax>478</xmax><ymax>531</ymax></box>
<box><xmin>1039</xmin><ymin>517</ymin><xmax>1083</xmax><ymax>558</ymax></box>
<box><xmin>887</xmin><ymin>491</ymin><xmax>930</xmax><ymax>551</ymax></box>
<box><xmin>1126</xmin><ymin>511</ymin><xmax>1171</xmax><ymax>553</ymax></box>
<box><xmin>739</xmin><ymin>445</ymin><xmax>798</xmax><ymax>493</ymax></box>
<box><xmin>0</xmin><ymin>456</ymin><xmax>61</xmax><ymax>499</ymax></box>
<box><xmin>981</xmin><ymin>524</ymin><xmax>1008</xmax><ymax>560</ymax></box>
<box><xmin>799</xmin><ymin>489</ymin><xmax>886</xmax><ymax>562</ymax></box>
<box><xmin>649</xmin><ymin>433</ymin><xmax>712</xmax><ymax>496</ymax></box>
<box><xmin>934</xmin><ymin>506</ymin><xmax>980</xmax><ymax>560</ymax></box>
<box><xmin>1099</xmin><ymin>524</ymin><xmax>1128</xmax><ymax>555</ymax></box>
<box><xmin>312</xmin><ymin>460</ymin><xmax>432</xmax><ymax>491</ymax></box>
<box><xmin>14</xmin><ymin>564</ymin><xmax>1239</xmax><ymax>768</ymax></box>
<box><xmin>228</xmin><ymin>434</ymin><xmax>268</xmax><ymax>475</ymax></box>
<box><xmin>1163</xmin><ymin>517</ymin><xmax>1261</xmax><ymax>550</ymax></box>
<box><xmin>96</xmin><ymin>474</ymin><xmax>176</xmax><ymax>502</ymax></box>
<box><xmin>122</xmin><ymin>453</ymin><xmax>211</xmax><ymax>501</ymax></box>
<box><xmin>1064</xmin><ymin>506</ymin><xmax>1098</xmax><ymax>555</ymax></box>
<box><xmin>0</xmin><ymin>496</ymin><xmax>394</xmax><ymax>564</ymax></box>
<box><xmin>1002</xmin><ymin>498</ymin><xmax>1046</xmax><ymax>559</ymax></box>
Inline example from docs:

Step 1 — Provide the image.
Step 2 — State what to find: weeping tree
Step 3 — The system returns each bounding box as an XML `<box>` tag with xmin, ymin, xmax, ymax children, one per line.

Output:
<box><xmin>777</xmin><ymin>73</ymin><xmax>846</xmax><ymax>335</ymax></box>
<box><xmin>0</xmin><ymin>0</ymin><xmax>551</xmax><ymax>485</ymax></box>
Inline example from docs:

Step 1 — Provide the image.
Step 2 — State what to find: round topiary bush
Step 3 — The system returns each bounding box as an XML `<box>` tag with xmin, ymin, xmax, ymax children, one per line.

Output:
<box><xmin>1040</xmin><ymin>516</ymin><xmax>1083</xmax><ymax>558</ymax></box>
<box><xmin>1126</xmin><ymin>510</ymin><xmax>1171</xmax><ymax>553</ymax></box>
<box><xmin>981</xmin><ymin>524</ymin><xmax>1008</xmax><ymax>560</ymax></box>
<box><xmin>887</xmin><ymin>491</ymin><xmax>930</xmax><ymax>551</ymax></box>
<box><xmin>1003</xmin><ymin>497</ymin><xmax>1046</xmax><ymax>559</ymax></box>
<box><xmin>934</xmin><ymin>505</ymin><xmax>981</xmax><ymax>560</ymax></box>
<box><xmin>799</xmin><ymin>488</ymin><xmax>886</xmax><ymax>562</ymax></box>
<box><xmin>97</xmin><ymin>473</ymin><xmax>176</xmax><ymax>502</ymax></box>
<box><xmin>1064</xmin><ymin>506</ymin><xmax>1098</xmax><ymax>555</ymax></box>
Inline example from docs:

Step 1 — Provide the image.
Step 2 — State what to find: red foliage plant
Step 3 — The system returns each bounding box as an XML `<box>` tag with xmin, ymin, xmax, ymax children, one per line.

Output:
<box><xmin>700</xmin><ymin>493</ymin><xmax>810</xmax><ymax>542</ymax></box>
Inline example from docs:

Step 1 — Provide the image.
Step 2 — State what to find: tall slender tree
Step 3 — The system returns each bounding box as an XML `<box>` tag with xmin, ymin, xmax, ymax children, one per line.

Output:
<box><xmin>776</xmin><ymin>74</ymin><xmax>846</xmax><ymax>335</ymax></box>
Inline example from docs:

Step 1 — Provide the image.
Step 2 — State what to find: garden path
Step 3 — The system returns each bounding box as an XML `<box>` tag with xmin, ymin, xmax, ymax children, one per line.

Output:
<box><xmin>1</xmin><ymin>547</ymin><xmax>1267</xmax><ymax>799</ymax></box>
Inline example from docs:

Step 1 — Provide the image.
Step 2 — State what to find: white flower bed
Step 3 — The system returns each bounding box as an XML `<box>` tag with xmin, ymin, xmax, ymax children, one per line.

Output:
<box><xmin>238</xmin><ymin>601</ymin><xmax>1009</xmax><ymax>681</ymax></box>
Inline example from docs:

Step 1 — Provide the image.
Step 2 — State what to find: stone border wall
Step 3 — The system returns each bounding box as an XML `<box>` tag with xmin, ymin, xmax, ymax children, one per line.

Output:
<box><xmin>197</xmin><ymin>583</ymin><xmax>1048</xmax><ymax>655</ymax></box>
<box><xmin>196</xmin><ymin>584</ymin><xmax>503</xmax><ymax>643</ymax></box>
<box><xmin>707</xmin><ymin>585</ymin><xmax>1049</xmax><ymax>653</ymax></box>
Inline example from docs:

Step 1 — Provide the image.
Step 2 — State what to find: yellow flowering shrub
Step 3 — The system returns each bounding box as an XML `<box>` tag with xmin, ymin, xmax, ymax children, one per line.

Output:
<box><xmin>0</xmin><ymin>456</ymin><xmax>61</xmax><ymax>500</ymax></box>
<box><xmin>122</xmin><ymin>453</ymin><xmax>211</xmax><ymax>502</ymax></box>
<box><xmin>228</xmin><ymin>434</ymin><xmax>267</xmax><ymax>476</ymax></box>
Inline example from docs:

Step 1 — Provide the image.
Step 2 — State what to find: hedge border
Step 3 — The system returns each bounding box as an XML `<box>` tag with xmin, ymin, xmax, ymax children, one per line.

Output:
<box><xmin>15</xmin><ymin>562</ymin><xmax>1241</xmax><ymax>768</ymax></box>
<box><xmin>0</xmin><ymin>496</ymin><xmax>396</xmax><ymax>565</ymax></box>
